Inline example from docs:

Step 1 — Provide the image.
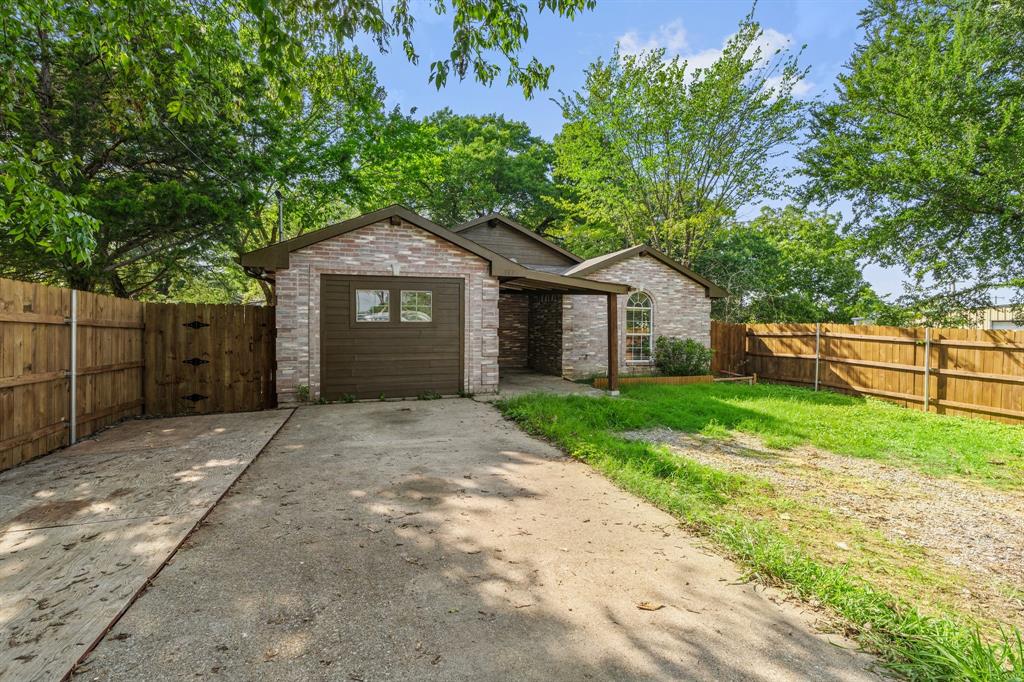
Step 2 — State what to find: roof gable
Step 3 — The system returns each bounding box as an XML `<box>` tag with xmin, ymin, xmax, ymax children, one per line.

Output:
<box><xmin>565</xmin><ymin>245</ymin><xmax>728</xmax><ymax>298</ymax></box>
<box><xmin>238</xmin><ymin>205</ymin><xmax>629</xmax><ymax>295</ymax></box>
<box><xmin>240</xmin><ymin>205</ymin><xmax>522</xmax><ymax>274</ymax></box>
<box><xmin>451</xmin><ymin>214</ymin><xmax>581</xmax><ymax>265</ymax></box>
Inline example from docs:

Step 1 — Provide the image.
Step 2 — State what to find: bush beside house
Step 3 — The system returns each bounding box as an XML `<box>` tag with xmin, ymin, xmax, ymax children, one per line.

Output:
<box><xmin>654</xmin><ymin>337</ymin><xmax>713</xmax><ymax>376</ymax></box>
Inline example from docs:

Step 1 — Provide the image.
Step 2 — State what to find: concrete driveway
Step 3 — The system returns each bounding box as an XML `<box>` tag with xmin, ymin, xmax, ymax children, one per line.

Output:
<box><xmin>75</xmin><ymin>399</ymin><xmax>880</xmax><ymax>681</ymax></box>
<box><xmin>0</xmin><ymin>410</ymin><xmax>291</xmax><ymax>681</ymax></box>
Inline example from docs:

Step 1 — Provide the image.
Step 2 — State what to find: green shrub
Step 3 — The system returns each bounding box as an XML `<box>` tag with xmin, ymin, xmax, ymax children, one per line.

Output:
<box><xmin>653</xmin><ymin>336</ymin><xmax>712</xmax><ymax>376</ymax></box>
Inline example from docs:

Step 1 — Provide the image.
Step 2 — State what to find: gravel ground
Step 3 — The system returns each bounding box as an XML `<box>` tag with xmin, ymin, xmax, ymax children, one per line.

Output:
<box><xmin>621</xmin><ymin>428</ymin><xmax>1024</xmax><ymax>626</ymax></box>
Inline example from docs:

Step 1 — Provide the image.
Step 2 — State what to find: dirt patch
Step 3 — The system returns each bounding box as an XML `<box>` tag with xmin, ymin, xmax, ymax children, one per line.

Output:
<box><xmin>11</xmin><ymin>499</ymin><xmax>96</xmax><ymax>525</ymax></box>
<box><xmin>377</xmin><ymin>476</ymin><xmax>463</xmax><ymax>505</ymax></box>
<box><xmin>621</xmin><ymin>428</ymin><xmax>1024</xmax><ymax>627</ymax></box>
<box><xmin>11</xmin><ymin>487</ymin><xmax>136</xmax><ymax>527</ymax></box>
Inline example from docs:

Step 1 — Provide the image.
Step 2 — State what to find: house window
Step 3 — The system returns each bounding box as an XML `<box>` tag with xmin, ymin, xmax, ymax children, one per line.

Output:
<box><xmin>400</xmin><ymin>290</ymin><xmax>433</xmax><ymax>322</ymax></box>
<box><xmin>625</xmin><ymin>291</ymin><xmax>653</xmax><ymax>363</ymax></box>
<box><xmin>355</xmin><ymin>289</ymin><xmax>390</xmax><ymax>322</ymax></box>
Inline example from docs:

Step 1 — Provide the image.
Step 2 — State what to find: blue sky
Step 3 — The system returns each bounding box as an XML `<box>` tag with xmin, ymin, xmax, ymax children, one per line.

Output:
<box><xmin>360</xmin><ymin>0</ymin><xmax>909</xmax><ymax>297</ymax></box>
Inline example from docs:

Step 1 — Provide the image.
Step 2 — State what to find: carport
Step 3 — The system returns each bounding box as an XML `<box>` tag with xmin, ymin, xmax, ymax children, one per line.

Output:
<box><xmin>497</xmin><ymin>270</ymin><xmax>629</xmax><ymax>394</ymax></box>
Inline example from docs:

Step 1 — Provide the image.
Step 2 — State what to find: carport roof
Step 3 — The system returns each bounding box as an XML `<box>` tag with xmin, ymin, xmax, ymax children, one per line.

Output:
<box><xmin>239</xmin><ymin>205</ymin><xmax>629</xmax><ymax>295</ymax></box>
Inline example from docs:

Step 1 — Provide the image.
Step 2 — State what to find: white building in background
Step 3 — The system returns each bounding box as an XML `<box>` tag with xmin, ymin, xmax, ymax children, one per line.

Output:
<box><xmin>976</xmin><ymin>304</ymin><xmax>1024</xmax><ymax>331</ymax></box>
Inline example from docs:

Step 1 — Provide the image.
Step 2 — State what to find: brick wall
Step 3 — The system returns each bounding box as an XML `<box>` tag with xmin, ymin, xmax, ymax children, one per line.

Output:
<box><xmin>498</xmin><ymin>292</ymin><xmax>529</xmax><ymax>369</ymax></box>
<box><xmin>562</xmin><ymin>254</ymin><xmax>711</xmax><ymax>379</ymax></box>
<box><xmin>274</xmin><ymin>220</ymin><xmax>500</xmax><ymax>404</ymax></box>
<box><xmin>528</xmin><ymin>294</ymin><xmax>563</xmax><ymax>375</ymax></box>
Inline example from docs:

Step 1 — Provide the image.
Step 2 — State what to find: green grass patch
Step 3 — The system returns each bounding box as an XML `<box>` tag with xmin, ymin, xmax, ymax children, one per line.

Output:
<box><xmin>587</xmin><ymin>382</ymin><xmax>1024</xmax><ymax>487</ymax></box>
<box><xmin>498</xmin><ymin>388</ymin><xmax>1024</xmax><ymax>680</ymax></box>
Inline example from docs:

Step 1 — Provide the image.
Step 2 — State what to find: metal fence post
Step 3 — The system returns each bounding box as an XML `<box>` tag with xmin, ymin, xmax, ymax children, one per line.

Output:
<box><xmin>814</xmin><ymin>322</ymin><xmax>821</xmax><ymax>391</ymax></box>
<box><xmin>69</xmin><ymin>289</ymin><xmax>78</xmax><ymax>444</ymax></box>
<box><xmin>922</xmin><ymin>327</ymin><xmax>931</xmax><ymax>413</ymax></box>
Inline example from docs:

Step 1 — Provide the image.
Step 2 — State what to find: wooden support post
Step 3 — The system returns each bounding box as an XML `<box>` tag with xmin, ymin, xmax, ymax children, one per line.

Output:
<box><xmin>607</xmin><ymin>293</ymin><xmax>619</xmax><ymax>395</ymax></box>
<box><xmin>814</xmin><ymin>322</ymin><xmax>821</xmax><ymax>391</ymax></box>
<box><xmin>922</xmin><ymin>327</ymin><xmax>931</xmax><ymax>413</ymax></box>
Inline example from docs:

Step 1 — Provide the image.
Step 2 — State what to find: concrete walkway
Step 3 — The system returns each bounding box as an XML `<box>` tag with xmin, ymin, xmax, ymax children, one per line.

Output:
<box><xmin>74</xmin><ymin>400</ymin><xmax>879</xmax><ymax>681</ymax></box>
<box><xmin>0</xmin><ymin>410</ymin><xmax>291</xmax><ymax>681</ymax></box>
<box><xmin>486</xmin><ymin>368</ymin><xmax>604</xmax><ymax>400</ymax></box>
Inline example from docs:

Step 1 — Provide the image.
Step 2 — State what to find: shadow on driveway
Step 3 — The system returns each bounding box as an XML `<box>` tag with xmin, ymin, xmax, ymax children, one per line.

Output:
<box><xmin>74</xmin><ymin>400</ymin><xmax>882</xmax><ymax>681</ymax></box>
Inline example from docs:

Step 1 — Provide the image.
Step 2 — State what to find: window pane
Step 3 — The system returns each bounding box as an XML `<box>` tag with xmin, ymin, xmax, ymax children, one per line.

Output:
<box><xmin>627</xmin><ymin>292</ymin><xmax>651</xmax><ymax>308</ymax></box>
<box><xmin>401</xmin><ymin>290</ymin><xmax>433</xmax><ymax>322</ymax></box>
<box><xmin>626</xmin><ymin>308</ymin><xmax>650</xmax><ymax>334</ymax></box>
<box><xmin>626</xmin><ymin>335</ymin><xmax>651</xmax><ymax>362</ymax></box>
<box><xmin>356</xmin><ymin>289</ymin><xmax>390</xmax><ymax>322</ymax></box>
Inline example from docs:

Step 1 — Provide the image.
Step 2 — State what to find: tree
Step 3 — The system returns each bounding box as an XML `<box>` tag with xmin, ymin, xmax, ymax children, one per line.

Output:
<box><xmin>0</xmin><ymin>40</ymin><xmax>391</xmax><ymax>302</ymax></box>
<box><xmin>552</xmin><ymin>12</ymin><xmax>807</xmax><ymax>264</ymax></box>
<box><xmin>360</xmin><ymin>109</ymin><xmax>561</xmax><ymax>229</ymax></box>
<box><xmin>693</xmin><ymin>206</ymin><xmax>875</xmax><ymax>323</ymax></box>
<box><xmin>1</xmin><ymin>0</ymin><xmax>596</xmax><ymax>261</ymax></box>
<box><xmin>800</xmin><ymin>0</ymin><xmax>1024</xmax><ymax>311</ymax></box>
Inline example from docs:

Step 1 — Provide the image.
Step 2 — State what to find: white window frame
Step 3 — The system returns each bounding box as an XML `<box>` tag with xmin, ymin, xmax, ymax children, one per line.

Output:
<box><xmin>625</xmin><ymin>291</ymin><xmax>654</xmax><ymax>364</ymax></box>
<box><xmin>355</xmin><ymin>289</ymin><xmax>390</xmax><ymax>322</ymax></box>
<box><xmin>400</xmin><ymin>290</ymin><xmax>433</xmax><ymax>322</ymax></box>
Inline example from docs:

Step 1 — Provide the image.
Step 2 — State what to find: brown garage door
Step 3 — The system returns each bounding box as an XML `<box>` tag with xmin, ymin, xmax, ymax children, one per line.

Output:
<box><xmin>321</xmin><ymin>275</ymin><xmax>464</xmax><ymax>399</ymax></box>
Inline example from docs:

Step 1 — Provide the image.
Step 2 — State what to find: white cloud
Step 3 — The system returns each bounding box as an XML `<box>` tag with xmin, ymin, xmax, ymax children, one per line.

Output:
<box><xmin>617</xmin><ymin>19</ymin><xmax>688</xmax><ymax>57</ymax></box>
<box><xmin>614</xmin><ymin>21</ymin><xmax>813</xmax><ymax>96</ymax></box>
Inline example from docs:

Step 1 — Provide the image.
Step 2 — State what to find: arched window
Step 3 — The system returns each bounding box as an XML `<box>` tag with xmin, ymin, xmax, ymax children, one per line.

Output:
<box><xmin>625</xmin><ymin>291</ymin><xmax>653</xmax><ymax>363</ymax></box>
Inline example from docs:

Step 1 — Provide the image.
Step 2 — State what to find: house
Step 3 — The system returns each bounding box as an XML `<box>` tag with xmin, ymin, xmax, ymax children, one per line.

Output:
<box><xmin>974</xmin><ymin>304</ymin><xmax>1024</xmax><ymax>331</ymax></box>
<box><xmin>240</xmin><ymin>205</ymin><xmax>725</xmax><ymax>402</ymax></box>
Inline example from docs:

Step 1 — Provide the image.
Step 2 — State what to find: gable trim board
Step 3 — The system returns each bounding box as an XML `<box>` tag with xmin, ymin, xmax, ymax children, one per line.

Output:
<box><xmin>561</xmin><ymin>251</ymin><xmax>715</xmax><ymax>380</ymax></box>
<box><xmin>565</xmin><ymin>245</ymin><xmax>728</xmax><ymax>299</ymax></box>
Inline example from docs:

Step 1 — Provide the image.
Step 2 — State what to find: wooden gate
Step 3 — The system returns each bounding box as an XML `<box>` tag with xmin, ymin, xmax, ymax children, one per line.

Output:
<box><xmin>710</xmin><ymin>321</ymin><xmax>747</xmax><ymax>375</ymax></box>
<box><xmin>143</xmin><ymin>303</ymin><xmax>276</xmax><ymax>416</ymax></box>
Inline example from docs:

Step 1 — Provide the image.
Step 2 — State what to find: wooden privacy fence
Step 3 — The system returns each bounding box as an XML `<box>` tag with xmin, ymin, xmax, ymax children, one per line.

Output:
<box><xmin>711</xmin><ymin>321</ymin><xmax>747</xmax><ymax>375</ymax></box>
<box><xmin>710</xmin><ymin>320</ymin><xmax>1024</xmax><ymax>424</ymax></box>
<box><xmin>0</xmin><ymin>277</ymin><xmax>275</xmax><ymax>472</ymax></box>
<box><xmin>144</xmin><ymin>302</ymin><xmax>276</xmax><ymax>416</ymax></box>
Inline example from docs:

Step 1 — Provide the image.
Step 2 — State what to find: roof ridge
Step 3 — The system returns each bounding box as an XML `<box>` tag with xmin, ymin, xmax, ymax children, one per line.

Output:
<box><xmin>451</xmin><ymin>214</ymin><xmax>583</xmax><ymax>264</ymax></box>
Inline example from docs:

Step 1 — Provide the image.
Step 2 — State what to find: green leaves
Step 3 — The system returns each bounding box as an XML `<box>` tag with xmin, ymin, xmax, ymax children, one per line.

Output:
<box><xmin>358</xmin><ymin>108</ymin><xmax>562</xmax><ymax>229</ymax></box>
<box><xmin>693</xmin><ymin>206</ymin><xmax>872</xmax><ymax>324</ymax></box>
<box><xmin>1</xmin><ymin>0</ymin><xmax>593</xmax><ymax>265</ymax></box>
<box><xmin>552</xmin><ymin>12</ymin><xmax>807</xmax><ymax>265</ymax></box>
<box><xmin>0</xmin><ymin>141</ymin><xmax>98</xmax><ymax>262</ymax></box>
<box><xmin>801</xmin><ymin>0</ymin><xmax>1024</xmax><ymax>309</ymax></box>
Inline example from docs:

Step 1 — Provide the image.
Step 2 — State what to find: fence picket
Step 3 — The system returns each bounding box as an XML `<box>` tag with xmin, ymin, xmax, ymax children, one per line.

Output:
<box><xmin>1</xmin><ymin>278</ymin><xmax>276</xmax><ymax>473</ymax></box>
<box><xmin>712</xmin><ymin>320</ymin><xmax>1024</xmax><ymax>424</ymax></box>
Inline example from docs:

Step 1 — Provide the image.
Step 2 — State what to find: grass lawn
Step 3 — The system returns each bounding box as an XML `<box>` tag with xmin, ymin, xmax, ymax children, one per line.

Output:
<box><xmin>562</xmin><ymin>382</ymin><xmax>1024</xmax><ymax>487</ymax></box>
<box><xmin>498</xmin><ymin>383</ymin><xmax>1024</xmax><ymax>680</ymax></box>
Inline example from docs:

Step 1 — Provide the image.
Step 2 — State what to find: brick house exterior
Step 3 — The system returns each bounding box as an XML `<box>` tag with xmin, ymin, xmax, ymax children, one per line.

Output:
<box><xmin>274</xmin><ymin>219</ymin><xmax>500</xmax><ymax>404</ymax></box>
<box><xmin>561</xmin><ymin>253</ymin><xmax>712</xmax><ymax>379</ymax></box>
<box><xmin>241</xmin><ymin>206</ymin><xmax>722</xmax><ymax>403</ymax></box>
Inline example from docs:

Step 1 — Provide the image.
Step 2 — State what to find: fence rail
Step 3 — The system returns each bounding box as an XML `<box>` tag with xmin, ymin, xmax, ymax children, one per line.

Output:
<box><xmin>0</xmin><ymin>277</ymin><xmax>275</xmax><ymax>472</ymax></box>
<box><xmin>710</xmin><ymin>321</ymin><xmax>1024</xmax><ymax>424</ymax></box>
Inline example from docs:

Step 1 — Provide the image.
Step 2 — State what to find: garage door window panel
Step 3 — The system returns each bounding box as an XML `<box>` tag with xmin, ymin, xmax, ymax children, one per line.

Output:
<box><xmin>355</xmin><ymin>289</ymin><xmax>390</xmax><ymax>322</ymax></box>
<box><xmin>401</xmin><ymin>290</ymin><xmax>433</xmax><ymax>322</ymax></box>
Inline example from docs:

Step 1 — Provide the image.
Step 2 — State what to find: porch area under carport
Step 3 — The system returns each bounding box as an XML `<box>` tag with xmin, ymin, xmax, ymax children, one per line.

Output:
<box><xmin>494</xmin><ymin>271</ymin><xmax>629</xmax><ymax>394</ymax></box>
